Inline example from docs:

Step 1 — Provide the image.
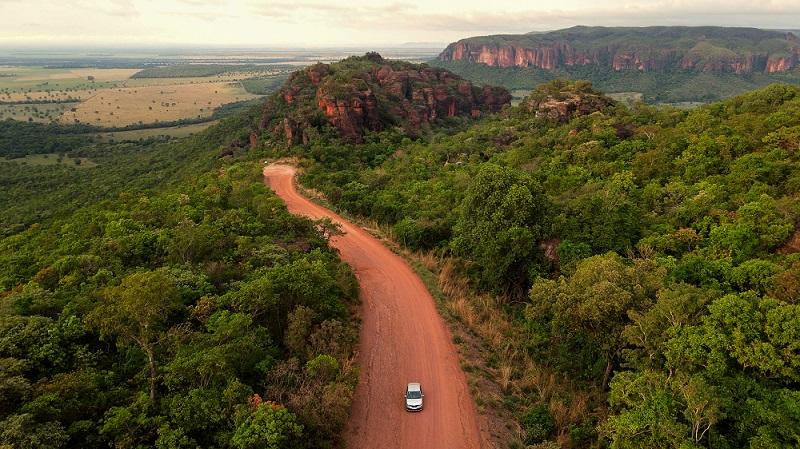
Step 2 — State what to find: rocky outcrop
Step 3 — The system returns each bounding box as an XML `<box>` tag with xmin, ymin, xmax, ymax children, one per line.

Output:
<box><xmin>522</xmin><ymin>80</ymin><xmax>615</xmax><ymax>122</ymax></box>
<box><xmin>260</xmin><ymin>53</ymin><xmax>511</xmax><ymax>144</ymax></box>
<box><xmin>438</xmin><ymin>26</ymin><xmax>800</xmax><ymax>75</ymax></box>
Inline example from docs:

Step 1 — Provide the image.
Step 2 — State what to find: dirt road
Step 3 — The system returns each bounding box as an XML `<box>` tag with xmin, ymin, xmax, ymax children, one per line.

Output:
<box><xmin>263</xmin><ymin>165</ymin><xmax>484</xmax><ymax>449</ymax></box>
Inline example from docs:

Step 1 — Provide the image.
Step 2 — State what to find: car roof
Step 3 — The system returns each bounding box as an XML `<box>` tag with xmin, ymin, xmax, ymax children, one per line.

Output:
<box><xmin>407</xmin><ymin>382</ymin><xmax>421</xmax><ymax>390</ymax></box>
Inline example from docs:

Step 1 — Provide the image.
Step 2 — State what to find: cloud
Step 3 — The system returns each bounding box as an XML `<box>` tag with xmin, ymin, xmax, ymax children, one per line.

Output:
<box><xmin>341</xmin><ymin>1</ymin><xmax>800</xmax><ymax>34</ymax></box>
<box><xmin>2</xmin><ymin>0</ymin><xmax>800</xmax><ymax>46</ymax></box>
<box><xmin>232</xmin><ymin>0</ymin><xmax>800</xmax><ymax>43</ymax></box>
<box><xmin>248</xmin><ymin>1</ymin><xmax>408</xmax><ymax>21</ymax></box>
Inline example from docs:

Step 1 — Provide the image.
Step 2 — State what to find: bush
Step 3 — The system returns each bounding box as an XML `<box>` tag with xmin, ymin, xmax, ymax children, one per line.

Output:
<box><xmin>521</xmin><ymin>404</ymin><xmax>554</xmax><ymax>444</ymax></box>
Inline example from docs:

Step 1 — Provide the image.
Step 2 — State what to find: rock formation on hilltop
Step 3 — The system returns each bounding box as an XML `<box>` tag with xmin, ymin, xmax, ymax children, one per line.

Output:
<box><xmin>258</xmin><ymin>53</ymin><xmax>511</xmax><ymax>144</ymax></box>
<box><xmin>522</xmin><ymin>80</ymin><xmax>615</xmax><ymax>122</ymax></box>
<box><xmin>438</xmin><ymin>26</ymin><xmax>800</xmax><ymax>75</ymax></box>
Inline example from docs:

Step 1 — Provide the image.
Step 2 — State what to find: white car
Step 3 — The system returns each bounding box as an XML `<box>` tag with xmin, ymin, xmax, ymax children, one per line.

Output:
<box><xmin>404</xmin><ymin>382</ymin><xmax>424</xmax><ymax>411</ymax></box>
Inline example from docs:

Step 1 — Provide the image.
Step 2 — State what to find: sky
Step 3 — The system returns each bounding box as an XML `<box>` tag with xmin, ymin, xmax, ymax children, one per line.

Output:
<box><xmin>1</xmin><ymin>0</ymin><xmax>800</xmax><ymax>48</ymax></box>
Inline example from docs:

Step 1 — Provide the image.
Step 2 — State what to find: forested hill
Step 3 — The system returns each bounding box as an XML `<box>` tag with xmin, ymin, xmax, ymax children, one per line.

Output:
<box><xmin>433</xmin><ymin>26</ymin><xmax>800</xmax><ymax>102</ymax></box>
<box><xmin>256</xmin><ymin>52</ymin><xmax>510</xmax><ymax>144</ymax></box>
<box><xmin>281</xmin><ymin>80</ymin><xmax>800</xmax><ymax>448</ymax></box>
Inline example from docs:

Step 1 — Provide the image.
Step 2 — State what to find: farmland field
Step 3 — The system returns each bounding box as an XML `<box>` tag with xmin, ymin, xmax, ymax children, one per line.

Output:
<box><xmin>59</xmin><ymin>81</ymin><xmax>256</xmax><ymax>127</ymax></box>
<box><xmin>0</xmin><ymin>65</ymin><xmax>285</xmax><ymax>131</ymax></box>
<box><xmin>0</xmin><ymin>152</ymin><xmax>97</xmax><ymax>167</ymax></box>
<box><xmin>0</xmin><ymin>102</ymin><xmax>79</xmax><ymax>122</ymax></box>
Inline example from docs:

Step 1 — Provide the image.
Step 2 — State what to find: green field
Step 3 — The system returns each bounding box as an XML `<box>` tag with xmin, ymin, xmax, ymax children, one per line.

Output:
<box><xmin>607</xmin><ymin>91</ymin><xmax>644</xmax><ymax>106</ymax></box>
<box><xmin>94</xmin><ymin>120</ymin><xmax>219</xmax><ymax>141</ymax></box>
<box><xmin>130</xmin><ymin>64</ymin><xmax>294</xmax><ymax>78</ymax></box>
<box><xmin>0</xmin><ymin>152</ymin><xmax>97</xmax><ymax>167</ymax></box>
<box><xmin>240</xmin><ymin>74</ymin><xmax>290</xmax><ymax>94</ymax></box>
<box><xmin>0</xmin><ymin>102</ymin><xmax>79</xmax><ymax>122</ymax></box>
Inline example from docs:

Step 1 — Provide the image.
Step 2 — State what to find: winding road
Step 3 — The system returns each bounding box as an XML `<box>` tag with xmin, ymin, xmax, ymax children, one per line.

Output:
<box><xmin>263</xmin><ymin>165</ymin><xmax>484</xmax><ymax>449</ymax></box>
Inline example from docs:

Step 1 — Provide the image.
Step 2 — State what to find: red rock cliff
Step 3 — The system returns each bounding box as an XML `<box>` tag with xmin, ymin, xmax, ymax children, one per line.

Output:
<box><xmin>438</xmin><ymin>29</ymin><xmax>800</xmax><ymax>75</ymax></box>
<box><xmin>261</xmin><ymin>54</ymin><xmax>511</xmax><ymax>144</ymax></box>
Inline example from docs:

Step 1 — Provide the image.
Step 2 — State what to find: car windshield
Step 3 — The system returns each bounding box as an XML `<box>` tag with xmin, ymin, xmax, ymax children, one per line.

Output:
<box><xmin>407</xmin><ymin>390</ymin><xmax>422</xmax><ymax>399</ymax></box>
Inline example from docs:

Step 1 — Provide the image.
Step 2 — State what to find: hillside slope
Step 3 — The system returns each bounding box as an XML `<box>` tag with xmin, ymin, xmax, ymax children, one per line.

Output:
<box><xmin>0</xmin><ymin>115</ymin><xmax>361</xmax><ymax>448</ymax></box>
<box><xmin>434</xmin><ymin>26</ymin><xmax>800</xmax><ymax>102</ymax></box>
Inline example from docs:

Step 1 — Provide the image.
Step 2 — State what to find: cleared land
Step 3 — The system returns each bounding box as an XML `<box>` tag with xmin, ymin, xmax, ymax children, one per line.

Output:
<box><xmin>0</xmin><ymin>153</ymin><xmax>97</xmax><ymax>168</ymax></box>
<box><xmin>608</xmin><ymin>92</ymin><xmax>645</xmax><ymax>106</ymax></box>
<box><xmin>59</xmin><ymin>81</ymin><xmax>255</xmax><ymax>127</ymax></box>
<box><xmin>0</xmin><ymin>102</ymin><xmax>79</xmax><ymax>122</ymax></box>
<box><xmin>0</xmin><ymin>66</ymin><xmax>285</xmax><ymax>129</ymax></box>
<box><xmin>94</xmin><ymin>121</ymin><xmax>218</xmax><ymax>141</ymax></box>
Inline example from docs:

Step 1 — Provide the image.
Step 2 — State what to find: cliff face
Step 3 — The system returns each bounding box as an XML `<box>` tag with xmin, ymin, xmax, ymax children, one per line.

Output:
<box><xmin>260</xmin><ymin>53</ymin><xmax>511</xmax><ymax>144</ymax></box>
<box><xmin>438</xmin><ymin>27</ymin><xmax>800</xmax><ymax>75</ymax></box>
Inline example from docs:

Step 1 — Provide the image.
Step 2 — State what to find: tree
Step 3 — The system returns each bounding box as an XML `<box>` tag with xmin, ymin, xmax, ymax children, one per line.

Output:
<box><xmin>602</xmin><ymin>370</ymin><xmax>695</xmax><ymax>449</ymax></box>
<box><xmin>0</xmin><ymin>413</ymin><xmax>68</xmax><ymax>449</ymax></box>
<box><xmin>232</xmin><ymin>403</ymin><xmax>303</xmax><ymax>449</ymax></box>
<box><xmin>622</xmin><ymin>284</ymin><xmax>718</xmax><ymax>370</ymax></box>
<box><xmin>87</xmin><ymin>270</ymin><xmax>182</xmax><ymax>401</ymax></box>
<box><xmin>529</xmin><ymin>253</ymin><xmax>664</xmax><ymax>388</ymax></box>
<box><xmin>451</xmin><ymin>164</ymin><xmax>550</xmax><ymax>295</ymax></box>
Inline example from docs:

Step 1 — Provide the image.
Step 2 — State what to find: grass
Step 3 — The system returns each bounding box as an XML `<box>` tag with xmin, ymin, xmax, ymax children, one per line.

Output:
<box><xmin>0</xmin><ymin>102</ymin><xmax>79</xmax><ymax>122</ymax></box>
<box><xmin>0</xmin><ymin>67</ymin><xmax>136</xmax><ymax>95</ymax></box>
<box><xmin>0</xmin><ymin>152</ymin><xmax>97</xmax><ymax>168</ymax></box>
<box><xmin>607</xmin><ymin>92</ymin><xmax>644</xmax><ymax>107</ymax></box>
<box><xmin>131</xmin><ymin>65</ymin><xmax>292</xmax><ymax>79</ymax></box>
<box><xmin>59</xmin><ymin>82</ymin><xmax>257</xmax><ymax>127</ymax></box>
<box><xmin>94</xmin><ymin>121</ymin><xmax>219</xmax><ymax>142</ymax></box>
<box><xmin>241</xmin><ymin>74</ymin><xmax>290</xmax><ymax>95</ymax></box>
<box><xmin>0</xmin><ymin>66</ymin><xmax>269</xmax><ymax>129</ymax></box>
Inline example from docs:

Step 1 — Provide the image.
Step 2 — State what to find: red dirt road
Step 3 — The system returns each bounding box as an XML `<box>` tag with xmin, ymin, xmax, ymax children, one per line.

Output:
<box><xmin>263</xmin><ymin>165</ymin><xmax>484</xmax><ymax>449</ymax></box>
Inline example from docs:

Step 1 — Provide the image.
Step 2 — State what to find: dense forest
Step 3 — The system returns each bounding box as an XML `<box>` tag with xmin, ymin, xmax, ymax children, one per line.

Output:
<box><xmin>0</xmin><ymin>115</ymin><xmax>360</xmax><ymax>448</ymax></box>
<box><xmin>0</xmin><ymin>115</ymin><xmax>248</xmax><ymax>235</ymax></box>
<box><xmin>261</xmin><ymin>79</ymin><xmax>800</xmax><ymax>448</ymax></box>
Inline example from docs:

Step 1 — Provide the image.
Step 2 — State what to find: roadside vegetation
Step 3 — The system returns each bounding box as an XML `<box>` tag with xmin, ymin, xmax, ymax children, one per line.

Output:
<box><xmin>261</xmin><ymin>79</ymin><xmax>800</xmax><ymax>448</ymax></box>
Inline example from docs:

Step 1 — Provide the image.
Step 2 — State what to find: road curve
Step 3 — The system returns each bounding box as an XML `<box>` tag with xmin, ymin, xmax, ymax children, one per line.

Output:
<box><xmin>263</xmin><ymin>164</ymin><xmax>484</xmax><ymax>449</ymax></box>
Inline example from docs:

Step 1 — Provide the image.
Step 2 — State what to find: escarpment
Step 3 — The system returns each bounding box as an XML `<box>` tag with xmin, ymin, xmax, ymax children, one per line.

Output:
<box><xmin>438</xmin><ymin>26</ymin><xmax>800</xmax><ymax>75</ymax></box>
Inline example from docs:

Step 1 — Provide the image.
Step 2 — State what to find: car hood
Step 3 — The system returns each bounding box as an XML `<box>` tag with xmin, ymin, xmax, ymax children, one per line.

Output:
<box><xmin>406</xmin><ymin>398</ymin><xmax>423</xmax><ymax>407</ymax></box>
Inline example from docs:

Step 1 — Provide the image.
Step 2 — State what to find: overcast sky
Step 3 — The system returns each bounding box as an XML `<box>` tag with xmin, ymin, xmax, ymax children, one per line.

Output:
<box><xmin>2</xmin><ymin>0</ymin><xmax>800</xmax><ymax>48</ymax></box>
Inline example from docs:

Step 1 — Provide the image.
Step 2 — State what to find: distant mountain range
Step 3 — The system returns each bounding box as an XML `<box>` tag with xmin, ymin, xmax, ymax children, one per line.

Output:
<box><xmin>432</xmin><ymin>26</ymin><xmax>800</xmax><ymax>103</ymax></box>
